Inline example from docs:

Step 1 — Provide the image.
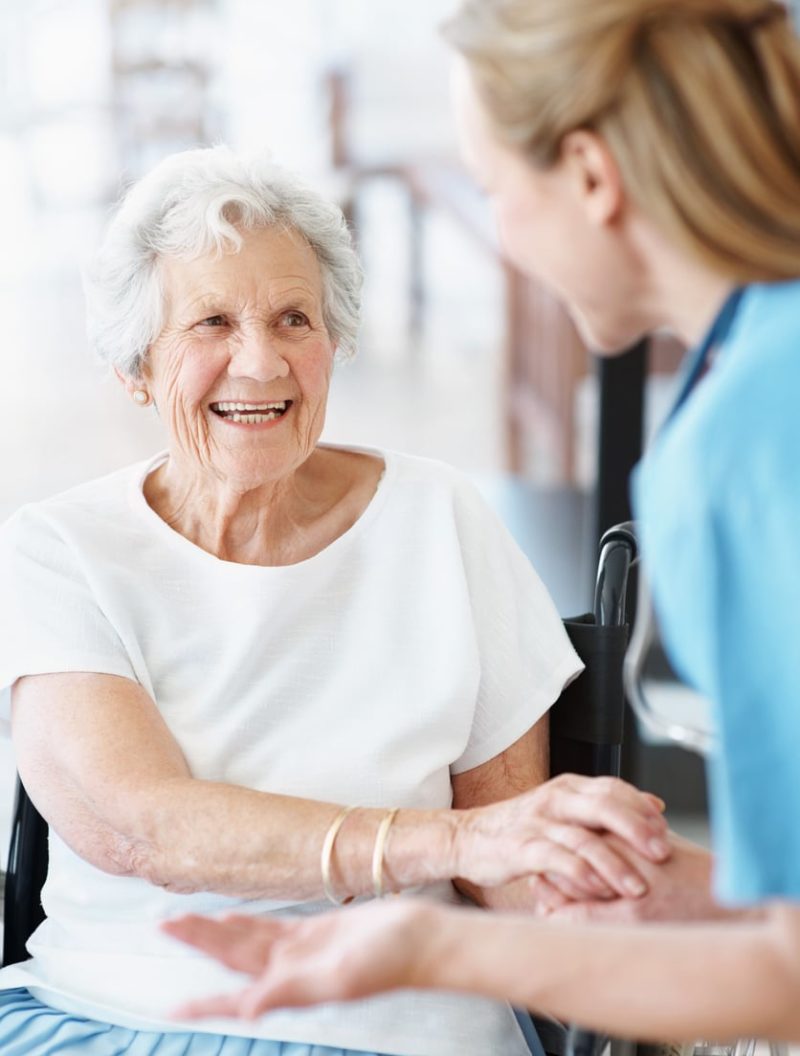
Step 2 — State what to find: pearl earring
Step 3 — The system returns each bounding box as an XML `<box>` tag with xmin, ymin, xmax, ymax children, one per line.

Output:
<box><xmin>133</xmin><ymin>390</ymin><xmax>149</xmax><ymax>405</ymax></box>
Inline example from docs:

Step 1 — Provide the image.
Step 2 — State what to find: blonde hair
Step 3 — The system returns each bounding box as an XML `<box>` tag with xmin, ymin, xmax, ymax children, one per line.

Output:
<box><xmin>444</xmin><ymin>0</ymin><xmax>800</xmax><ymax>282</ymax></box>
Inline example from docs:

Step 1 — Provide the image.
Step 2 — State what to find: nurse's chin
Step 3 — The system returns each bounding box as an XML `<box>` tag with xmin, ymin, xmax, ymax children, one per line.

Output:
<box><xmin>571</xmin><ymin>308</ymin><xmax>651</xmax><ymax>359</ymax></box>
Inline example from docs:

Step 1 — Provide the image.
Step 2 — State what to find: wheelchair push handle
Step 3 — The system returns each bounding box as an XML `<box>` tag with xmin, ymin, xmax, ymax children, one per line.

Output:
<box><xmin>593</xmin><ymin>521</ymin><xmax>638</xmax><ymax>629</ymax></box>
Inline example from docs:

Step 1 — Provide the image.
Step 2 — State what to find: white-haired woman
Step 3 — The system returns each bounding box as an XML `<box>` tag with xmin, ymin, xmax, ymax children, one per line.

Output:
<box><xmin>0</xmin><ymin>147</ymin><xmax>669</xmax><ymax>1056</ymax></box>
<box><xmin>160</xmin><ymin>0</ymin><xmax>800</xmax><ymax>1045</ymax></box>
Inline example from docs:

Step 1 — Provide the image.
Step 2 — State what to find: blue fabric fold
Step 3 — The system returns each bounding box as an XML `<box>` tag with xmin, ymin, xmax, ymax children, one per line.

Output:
<box><xmin>0</xmin><ymin>988</ymin><xmax>389</xmax><ymax>1056</ymax></box>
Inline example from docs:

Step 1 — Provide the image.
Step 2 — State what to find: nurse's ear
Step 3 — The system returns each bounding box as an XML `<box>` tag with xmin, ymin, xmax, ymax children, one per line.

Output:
<box><xmin>559</xmin><ymin>129</ymin><xmax>625</xmax><ymax>228</ymax></box>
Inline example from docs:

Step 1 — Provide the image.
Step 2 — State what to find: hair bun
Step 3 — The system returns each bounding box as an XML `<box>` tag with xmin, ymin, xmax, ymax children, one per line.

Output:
<box><xmin>745</xmin><ymin>1</ymin><xmax>790</xmax><ymax>31</ymax></box>
<box><xmin>630</xmin><ymin>0</ymin><xmax>789</xmax><ymax>34</ymax></box>
<box><xmin>445</xmin><ymin>0</ymin><xmax>800</xmax><ymax>284</ymax></box>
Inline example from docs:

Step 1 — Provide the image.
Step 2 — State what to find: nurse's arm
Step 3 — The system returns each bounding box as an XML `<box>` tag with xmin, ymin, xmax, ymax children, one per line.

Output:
<box><xmin>431</xmin><ymin>900</ymin><xmax>800</xmax><ymax>1041</ymax></box>
<box><xmin>164</xmin><ymin>898</ymin><xmax>800</xmax><ymax>1042</ymax></box>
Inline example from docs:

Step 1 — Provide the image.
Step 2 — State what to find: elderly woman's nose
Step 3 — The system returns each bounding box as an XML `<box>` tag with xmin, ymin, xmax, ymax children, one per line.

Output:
<box><xmin>228</xmin><ymin>328</ymin><xmax>290</xmax><ymax>381</ymax></box>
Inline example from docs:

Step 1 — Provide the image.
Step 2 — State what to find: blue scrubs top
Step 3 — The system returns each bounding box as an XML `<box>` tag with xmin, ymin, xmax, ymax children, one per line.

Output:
<box><xmin>633</xmin><ymin>280</ymin><xmax>800</xmax><ymax>904</ymax></box>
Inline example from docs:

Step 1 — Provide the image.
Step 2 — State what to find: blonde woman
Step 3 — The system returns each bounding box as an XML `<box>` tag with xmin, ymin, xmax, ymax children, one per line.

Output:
<box><xmin>164</xmin><ymin>0</ymin><xmax>800</xmax><ymax>1043</ymax></box>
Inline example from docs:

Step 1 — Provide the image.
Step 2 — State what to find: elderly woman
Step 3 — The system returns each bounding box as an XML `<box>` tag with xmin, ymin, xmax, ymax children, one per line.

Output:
<box><xmin>0</xmin><ymin>147</ymin><xmax>669</xmax><ymax>1056</ymax></box>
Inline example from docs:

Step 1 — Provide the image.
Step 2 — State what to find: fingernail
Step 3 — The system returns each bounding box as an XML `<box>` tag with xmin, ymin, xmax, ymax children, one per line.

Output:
<box><xmin>623</xmin><ymin>876</ymin><xmax>647</xmax><ymax>897</ymax></box>
<box><xmin>649</xmin><ymin>838</ymin><xmax>670</xmax><ymax>858</ymax></box>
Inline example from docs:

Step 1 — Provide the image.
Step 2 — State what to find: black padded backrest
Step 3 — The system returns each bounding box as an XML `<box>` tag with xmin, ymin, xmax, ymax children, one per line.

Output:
<box><xmin>2</xmin><ymin>780</ymin><xmax>48</xmax><ymax>967</ymax></box>
<box><xmin>549</xmin><ymin>614</ymin><xmax>629</xmax><ymax>780</ymax></box>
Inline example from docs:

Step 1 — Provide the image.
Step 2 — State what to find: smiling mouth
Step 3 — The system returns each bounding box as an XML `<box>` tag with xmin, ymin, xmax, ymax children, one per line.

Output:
<box><xmin>209</xmin><ymin>400</ymin><xmax>292</xmax><ymax>424</ymax></box>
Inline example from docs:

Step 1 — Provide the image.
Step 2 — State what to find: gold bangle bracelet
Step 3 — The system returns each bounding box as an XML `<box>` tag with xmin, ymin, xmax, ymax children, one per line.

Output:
<box><xmin>371</xmin><ymin>807</ymin><xmax>400</xmax><ymax>899</ymax></box>
<box><xmin>321</xmin><ymin>805</ymin><xmax>356</xmax><ymax>906</ymax></box>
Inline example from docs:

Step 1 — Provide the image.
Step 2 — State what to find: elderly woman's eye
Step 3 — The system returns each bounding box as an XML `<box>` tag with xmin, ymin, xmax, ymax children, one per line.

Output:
<box><xmin>281</xmin><ymin>311</ymin><xmax>309</xmax><ymax>327</ymax></box>
<box><xmin>197</xmin><ymin>315</ymin><xmax>226</xmax><ymax>327</ymax></box>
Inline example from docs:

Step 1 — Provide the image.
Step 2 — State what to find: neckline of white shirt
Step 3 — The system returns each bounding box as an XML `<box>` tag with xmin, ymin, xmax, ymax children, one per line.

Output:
<box><xmin>127</xmin><ymin>442</ymin><xmax>395</xmax><ymax>572</ymax></box>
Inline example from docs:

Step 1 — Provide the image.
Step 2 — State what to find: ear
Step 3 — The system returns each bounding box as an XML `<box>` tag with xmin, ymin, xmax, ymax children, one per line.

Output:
<box><xmin>114</xmin><ymin>368</ymin><xmax>135</xmax><ymax>395</ymax></box>
<box><xmin>115</xmin><ymin>364</ymin><xmax>151</xmax><ymax>391</ymax></box>
<box><xmin>560</xmin><ymin>130</ymin><xmax>624</xmax><ymax>226</ymax></box>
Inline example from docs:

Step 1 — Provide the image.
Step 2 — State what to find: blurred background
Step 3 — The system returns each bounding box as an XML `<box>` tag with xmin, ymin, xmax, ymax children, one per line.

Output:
<box><xmin>12</xmin><ymin>0</ymin><xmax>800</xmax><ymax>857</ymax></box>
<box><xmin>0</xmin><ymin>0</ymin><xmax>693</xmax><ymax>512</ymax></box>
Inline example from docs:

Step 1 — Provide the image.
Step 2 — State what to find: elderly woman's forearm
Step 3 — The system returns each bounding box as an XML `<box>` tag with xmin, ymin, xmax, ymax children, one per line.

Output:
<box><xmin>423</xmin><ymin>903</ymin><xmax>800</xmax><ymax>1041</ymax></box>
<box><xmin>97</xmin><ymin>777</ymin><xmax>462</xmax><ymax>900</ymax></box>
<box><xmin>12</xmin><ymin>673</ymin><xmax>465</xmax><ymax>901</ymax></box>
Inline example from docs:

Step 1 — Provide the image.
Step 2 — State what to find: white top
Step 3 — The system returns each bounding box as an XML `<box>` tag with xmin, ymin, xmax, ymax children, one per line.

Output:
<box><xmin>0</xmin><ymin>446</ymin><xmax>583</xmax><ymax>1056</ymax></box>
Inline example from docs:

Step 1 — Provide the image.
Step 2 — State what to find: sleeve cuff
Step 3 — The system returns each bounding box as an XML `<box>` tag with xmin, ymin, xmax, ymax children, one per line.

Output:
<box><xmin>450</xmin><ymin>655</ymin><xmax>585</xmax><ymax>775</ymax></box>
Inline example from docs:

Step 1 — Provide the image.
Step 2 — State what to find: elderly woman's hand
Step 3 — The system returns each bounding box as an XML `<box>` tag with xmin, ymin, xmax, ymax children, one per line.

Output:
<box><xmin>454</xmin><ymin>774</ymin><xmax>670</xmax><ymax>902</ymax></box>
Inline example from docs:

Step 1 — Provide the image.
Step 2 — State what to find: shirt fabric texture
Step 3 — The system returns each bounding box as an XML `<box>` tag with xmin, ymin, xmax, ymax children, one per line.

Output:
<box><xmin>0</xmin><ymin>444</ymin><xmax>581</xmax><ymax>1056</ymax></box>
<box><xmin>633</xmin><ymin>280</ymin><xmax>800</xmax><ymax>904</ymax></box>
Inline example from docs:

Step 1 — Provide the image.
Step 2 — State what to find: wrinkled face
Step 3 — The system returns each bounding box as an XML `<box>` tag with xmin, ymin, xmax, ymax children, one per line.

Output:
<box><xmin>452</xmin><ymin>61</ymin><xmax>644</xmax><ymax>353</ymax></box>
<box><xmin>141</xmin><ymin>225</ymin><xmax>335</xmax><ymax>490</ymax></box>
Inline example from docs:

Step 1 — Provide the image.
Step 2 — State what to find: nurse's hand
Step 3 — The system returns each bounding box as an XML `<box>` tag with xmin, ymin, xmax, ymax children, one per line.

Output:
<box><xmin>454</xmin><ymin>774</ymin><xmax>671</xmax><ymax>902</ymax></box>
<box><xmin>542</xmin><ymin>833</ymin><xmax>750</xmax><ymax>923</ymax></box>
<box><xmin>163</xmin><ymin>901</ymin><xmax>428</xmax><ymax>1019</ymax></box>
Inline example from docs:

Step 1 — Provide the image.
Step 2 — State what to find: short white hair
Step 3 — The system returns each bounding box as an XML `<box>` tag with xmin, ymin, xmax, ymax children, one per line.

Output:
<box><xmin>84</xmin><ymin>146</ymin><xmax>363</xmax><ymax>377</ymax></box>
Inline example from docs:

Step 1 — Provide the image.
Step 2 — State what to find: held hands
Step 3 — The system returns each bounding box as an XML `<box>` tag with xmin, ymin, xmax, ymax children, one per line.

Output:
<box><xmin>543</xmin><ymin>832</ymin><xmax>733</xmax><ymax>924</ymax></box>
<box><xmin>160</xmin><ymin>775</ymin><xmax>675</xmax><ymax>1021</ymax></box>
<box><xmin>452</xmin><ymin>773</ymin><xmax>671</xmax><ymax>903</ymax></box>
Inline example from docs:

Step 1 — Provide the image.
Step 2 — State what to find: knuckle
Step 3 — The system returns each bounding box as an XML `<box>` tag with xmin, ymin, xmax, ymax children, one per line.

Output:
<box><xmin>592</xmin><ymin>790</ymin><xmax>615</xmax><ymax>813</ymax></box>
<box><xmin>551</xmin><ymin>773</ymin><xmax>574</xmax><ymax>790</ymax></box>
<box><xmin>596</xmin><ymin>776</ymin><xmax>621</xmax><ymax>795</ymax></box>
<box><xmin>598</xmin><ymin>789</ymin><xmax>629</xmax><ymax>816</ymax></box>
<box><xmin>529</xmin><ymin>783</ymin><xmax>548</xmax><ymax>807</ymax></box>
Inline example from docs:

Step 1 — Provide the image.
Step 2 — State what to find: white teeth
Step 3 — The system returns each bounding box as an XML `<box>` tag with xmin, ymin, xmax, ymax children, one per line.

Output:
<box><xmin>230</xmin><ymin>412</ymin><xmax>278</xmax><ymax>423</ymax></box>
<box><xmin>214</xmin><ymin>400</ymin><xmax>287</xmax><ymax>412</ymax></box>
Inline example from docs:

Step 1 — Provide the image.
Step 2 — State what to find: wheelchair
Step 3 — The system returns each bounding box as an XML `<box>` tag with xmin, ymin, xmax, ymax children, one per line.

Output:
<box><xmin>0</xmin><ymin>523</ymin><xmax>781</xmax><ymax>1056</ymax></box>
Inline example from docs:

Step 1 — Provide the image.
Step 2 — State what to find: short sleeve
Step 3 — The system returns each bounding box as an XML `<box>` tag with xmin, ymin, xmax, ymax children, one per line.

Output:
<box><xmin>0</xmin><ymin>505</ymin><xmax>137</xmax><ymax>735</ymax></box>
<box><xmin>449</xmin><ymin>483</ymin><xmax>583</xmax><ymax>775</ymax></box>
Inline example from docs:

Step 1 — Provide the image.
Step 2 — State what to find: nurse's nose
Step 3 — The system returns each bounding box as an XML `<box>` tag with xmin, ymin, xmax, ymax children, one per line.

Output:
<box><xmin>228</xmin><ymin>326</ymin><xmax>290</xmax><ymax>382</ymax></box>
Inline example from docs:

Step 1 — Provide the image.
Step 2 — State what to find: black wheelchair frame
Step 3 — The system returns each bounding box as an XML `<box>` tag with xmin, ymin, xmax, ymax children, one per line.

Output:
<box><xmin>542</xmin><ymin>522</ymin><xmax>636</xmax><ymax>1056</ymax></box>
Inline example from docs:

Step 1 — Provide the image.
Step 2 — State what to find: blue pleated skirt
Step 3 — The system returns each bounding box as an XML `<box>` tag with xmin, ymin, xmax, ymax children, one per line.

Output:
<box><xmin>0</xmin><ymin>988</ymin><xmax>391</xmax><ymax>1056</ymax></box>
